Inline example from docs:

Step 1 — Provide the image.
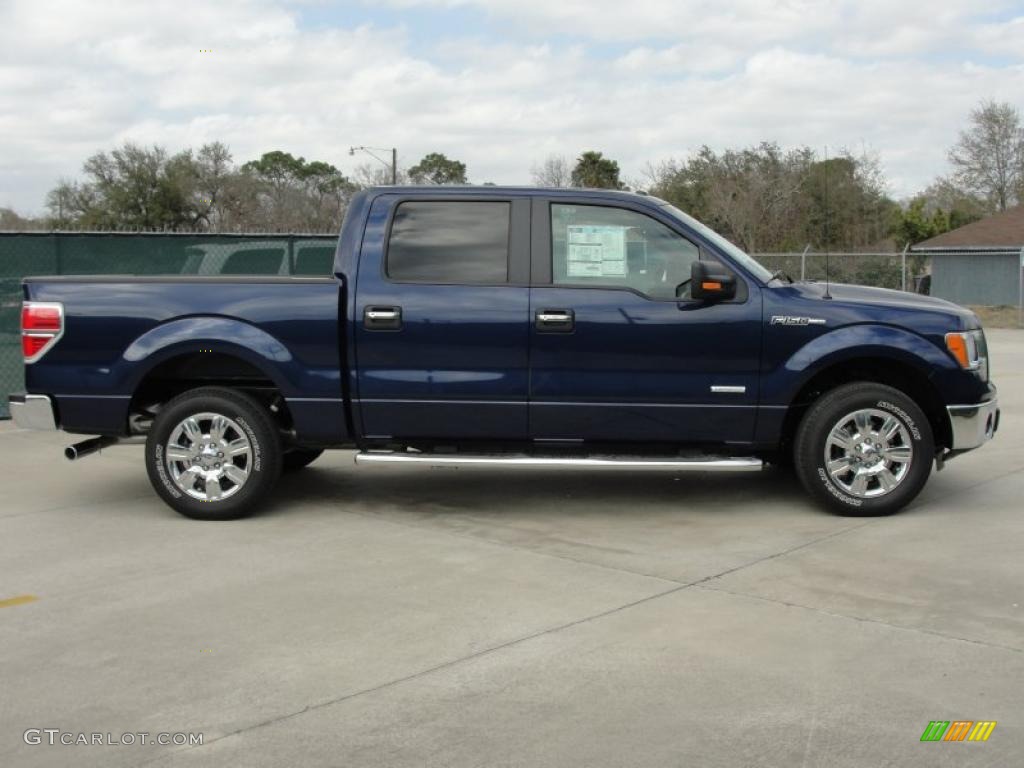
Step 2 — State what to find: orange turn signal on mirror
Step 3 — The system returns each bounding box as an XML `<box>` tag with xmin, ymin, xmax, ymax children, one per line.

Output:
<box><xmin>701</xmin><ymin>281</ymin><xmax>722</xmax><ymax>291</ymax></box>
<box><xmin>945</xmin><ymin>332</ymin><xmax>970</xmax><ymax>368</ymax></box>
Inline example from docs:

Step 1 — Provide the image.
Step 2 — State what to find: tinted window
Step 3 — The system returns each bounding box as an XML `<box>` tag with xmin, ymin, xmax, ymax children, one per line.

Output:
<box><xmin>221</xmin><ymin>248</ymin><xmax>285</xmax><ymax>275</ymax></box>
<box><xmin>387</xmin><ymin>201</ymin><xmax>510</xmax><ymax>283</ymax></box>
<box><xmin>293</xmin><ymin>245</ymin><xmax>335</xmax><ymax>275</ymax></box>
<box><xmin>551</xmin><ymin>204</ymin><xmax>700</xmax><ymax>299</ymax></box>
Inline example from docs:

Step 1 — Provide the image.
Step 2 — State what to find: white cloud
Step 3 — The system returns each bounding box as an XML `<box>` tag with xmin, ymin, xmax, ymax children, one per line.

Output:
<box><xmin>0</xmin><ymin>0</ymin><xmax>1022</xmax><ymax>214</ymax></box>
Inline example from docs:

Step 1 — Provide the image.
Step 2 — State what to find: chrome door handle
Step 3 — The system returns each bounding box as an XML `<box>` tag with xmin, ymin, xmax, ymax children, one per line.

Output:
<box><xmin>364</xmin><ymin>306</ymin><xmax>402</xmax><ymax>330</ymax></box>
<box><xmin>536</xmin><ymin>309</ymin><xmax>575</xmax><ymax>332</ymax></box>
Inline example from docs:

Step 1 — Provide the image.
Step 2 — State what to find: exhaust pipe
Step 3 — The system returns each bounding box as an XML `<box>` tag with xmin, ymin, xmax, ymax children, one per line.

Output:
<box><xmin>65</xmin><ymin>436</ymin><xmax>119</xmax><ymax>461</ymax></box>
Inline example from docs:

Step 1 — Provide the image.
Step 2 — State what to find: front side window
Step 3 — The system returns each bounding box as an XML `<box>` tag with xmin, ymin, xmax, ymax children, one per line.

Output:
<box><xmin>551</xmin><ymin>204</ymin><xmax>700</xmax><ymax>299</ymax></box>
<box><xmin>387</xmin><ymin>201</ymin><xmax>510</xmax><ymax>283</ymax></box>
<box><xmin>660</xmin><ymin>203</ymin><xmax>773</xmax><ymax>283</ymax></box>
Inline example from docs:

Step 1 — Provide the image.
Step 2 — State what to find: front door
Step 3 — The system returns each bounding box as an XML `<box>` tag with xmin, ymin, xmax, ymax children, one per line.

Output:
<box><xmin>528</xmin><ymin>199</ymin><xmax>763</xmax><ymax>444</ymax></box>
<box><xmin>355</xmin><ymin>195</ymin><xmax>532</xmax><ymax>440</ymax></box>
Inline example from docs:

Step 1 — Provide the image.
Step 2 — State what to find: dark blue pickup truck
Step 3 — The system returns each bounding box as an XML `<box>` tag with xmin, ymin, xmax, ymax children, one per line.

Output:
<box><xmin>10</xmin><ymin>187</ymin><xmax>999</xmax><ymax>519</ymax></box>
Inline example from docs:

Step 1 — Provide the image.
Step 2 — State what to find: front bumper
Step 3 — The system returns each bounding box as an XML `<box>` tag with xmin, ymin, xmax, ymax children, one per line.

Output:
<box><xmin>946</xmin><ymin>395</ymin><xmax>999</xmax><ymax>451</ymax></box>
<box><xmin>9</xmin><ymin>393</ymin><xmax>57</xmax><ymax>431</ymax></box>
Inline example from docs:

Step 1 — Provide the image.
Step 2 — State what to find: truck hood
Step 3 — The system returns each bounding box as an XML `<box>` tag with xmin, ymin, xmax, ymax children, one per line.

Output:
<box><xmin>787</xmin><ymin>281</ymin><xmax>980</xmax><ymax>328</ymax></box>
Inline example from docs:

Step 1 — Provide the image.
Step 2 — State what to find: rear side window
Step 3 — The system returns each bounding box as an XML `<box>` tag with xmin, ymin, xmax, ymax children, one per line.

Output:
<box><xmin>387</xmin><ymin>201</ymin><xmax>510</xmax><ymax>283</ymax></box>
<box><xmin>293</xmin><ymin>245</ymin><xmax>335</xmax><ymax>275</ymax></box>
<box><xmin>221</xmin><ymin>249</ymin><xmax>286</xmax><ymax>275</ymax></box>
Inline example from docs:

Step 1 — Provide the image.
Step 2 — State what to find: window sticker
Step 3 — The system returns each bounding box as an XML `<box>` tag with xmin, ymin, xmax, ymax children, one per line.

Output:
<box><xmin>566</xmin><ymin>225</ymin><xmax>627</xmax><ymax>278</ymax></box>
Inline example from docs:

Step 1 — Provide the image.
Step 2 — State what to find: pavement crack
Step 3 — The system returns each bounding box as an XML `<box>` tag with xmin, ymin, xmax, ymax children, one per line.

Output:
<box><xmin>136</xmin><ymin>521</ymin><xmax>889</xmax><ymax>765</ymax></box>
<box><xmin>689</xmin><ymin>520</ymin><xmax>875</xmax><ymax>587</ymax></box>
<box><xmin>302</xmin><ymin>486</ymin><xmax>687</xmax><ymax>587</ymax></box>
<box><xmin>697</xmin><ymin>584</ymin><xmax>1023</xmax><ymax>655</ymax></box>
<box><xmin>140</xmin><ymin>580</ymin><xmax>693</xmax><ymax>765</ymax></box>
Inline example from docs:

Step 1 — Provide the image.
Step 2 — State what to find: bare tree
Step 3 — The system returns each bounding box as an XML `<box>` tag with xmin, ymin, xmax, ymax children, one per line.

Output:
<box><xmin>45</xmin><ymin>177</ymin><xmax>81</xmax><ymax>227</ymax></box>
<box><xmin>948</xmin><ymin>100</ymin><xmax>1024</xmax><ymax>212</ymax></box>
<box><xmin>352</xmin><ymin>161</ymin><xmax>407</xmax><ymax>188</ymax></box>
<box><xmin>531</xmin><ymin>155</ymin><xmax>571</xmax><ymax>187</ymax></box>
<box><xmin>190</xmin><ymin>142</ymin><xmax>234</xmax><ymax>229</ymax></box>
<box><xmin>646</xmin><ymin>144</ymin><xmax>896</xmax><ymax>252</ymax></box>
<box><xmin>0</xmin><ymin>207</ymin><xmax>40</xmax><ymax>230</ymax></box>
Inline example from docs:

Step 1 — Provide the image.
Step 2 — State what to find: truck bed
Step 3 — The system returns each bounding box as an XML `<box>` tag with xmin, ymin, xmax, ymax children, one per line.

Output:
<box><xmin>22</xmin><ymin>275</ymin><xmax>347</xmax><ymax>443</ymax></box>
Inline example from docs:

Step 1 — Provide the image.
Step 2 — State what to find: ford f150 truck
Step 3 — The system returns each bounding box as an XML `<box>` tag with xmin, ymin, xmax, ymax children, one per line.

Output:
<box><xmin>10</xmin><ymin>187</ymin><xmax>999</xmax><ymax>520</ymax></box>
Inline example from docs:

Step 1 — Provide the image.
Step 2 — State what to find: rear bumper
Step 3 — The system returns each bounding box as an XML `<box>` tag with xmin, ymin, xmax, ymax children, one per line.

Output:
<box><xmin>8</xmin><ymin>393</ymin><xmax>57</xmax><ymax>431</ymax></box>
<box><xmin>946</xmin><ymin>395</ymin><xmax>999</xmax><ymax>451</ymax></box>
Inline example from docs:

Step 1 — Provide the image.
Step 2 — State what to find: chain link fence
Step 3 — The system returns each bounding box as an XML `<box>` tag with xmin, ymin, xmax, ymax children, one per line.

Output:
<box><xmin>753</xmin><ymin>250</ymin><xmax>922</xmax><ymax>291</ymax></box>
<box><xmin>0</xmin><ymin>233</ymin><xmax>927</xmax><ymax>419</ymax></box>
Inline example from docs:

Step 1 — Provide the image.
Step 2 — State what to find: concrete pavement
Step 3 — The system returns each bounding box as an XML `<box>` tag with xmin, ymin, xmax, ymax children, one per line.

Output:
<box><xmin>1</xmin><ymin>329</ymin><xmax>1021</xmax><ymax>767</ymax></box>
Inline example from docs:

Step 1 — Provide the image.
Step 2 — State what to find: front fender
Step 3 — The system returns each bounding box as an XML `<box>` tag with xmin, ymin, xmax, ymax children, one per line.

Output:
<box><xmin>123</xmin><ymin>316</ymin><xmax>294</xmax><ymax>393</ymax></box>
<box><xmin>763</xmin><ymin>323</ymin><xmax>955</xmax><ymax>405</ymax></box>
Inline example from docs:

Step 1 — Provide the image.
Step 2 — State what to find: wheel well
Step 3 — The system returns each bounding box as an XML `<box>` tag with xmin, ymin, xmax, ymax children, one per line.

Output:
<box><xmin>779</xmin><ymin>358</ymin><xmax>950</xmax><ymax>453</ymax></box>
<box><xmin>129</xmin><ymin>352</ymin><xmax>291</xmax><ymax>434</ymax></box>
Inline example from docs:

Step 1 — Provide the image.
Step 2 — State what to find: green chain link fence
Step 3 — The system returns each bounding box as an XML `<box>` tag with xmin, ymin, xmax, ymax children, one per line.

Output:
<box><xmin>0</xmin><ymin>232</ymin><xmax>337</xmax><ymax>418</ymax></box>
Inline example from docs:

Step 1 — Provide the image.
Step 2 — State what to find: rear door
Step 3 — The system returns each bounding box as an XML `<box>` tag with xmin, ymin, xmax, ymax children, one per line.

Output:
<box><xmin>354</xmin><ymin>194</ymin><xmax>531</xmax><ymax>440</ymax></box>
<box><xmin>528</xmin><ymin>198</ymin><xmax>763</xmax><ymax>444</ymax></box>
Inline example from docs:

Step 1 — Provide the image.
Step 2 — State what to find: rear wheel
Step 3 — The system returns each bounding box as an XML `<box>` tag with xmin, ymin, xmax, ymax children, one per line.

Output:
<box><xmin>145</xmin><ymin>387</ymin><xmax>282</xmax><ymax>520</ymax></box>
<box><xmin>794</xmin><ymin>382</ymin><xmax>933</xmax><ymax>516</ymax></box>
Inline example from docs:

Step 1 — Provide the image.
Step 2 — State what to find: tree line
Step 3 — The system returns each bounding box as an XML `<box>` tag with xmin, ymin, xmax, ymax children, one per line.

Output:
<box><xmin>2</xmin><ymin>99</ymin><xmax>1021</xmax><ymax>250</ymax></box>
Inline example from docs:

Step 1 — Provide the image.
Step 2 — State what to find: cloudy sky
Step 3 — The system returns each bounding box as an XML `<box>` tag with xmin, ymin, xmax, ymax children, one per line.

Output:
<box><xmin>2</xmin><ymin>0</ymin><xmax>1023</xmax><ymax>214</ymax></box>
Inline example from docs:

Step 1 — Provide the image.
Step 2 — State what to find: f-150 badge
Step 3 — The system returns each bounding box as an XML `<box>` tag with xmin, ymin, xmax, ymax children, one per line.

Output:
<box><xmin>770</xmin><ymin>316</ymin><xmax>826</xmax><ymax>326</ymax></box>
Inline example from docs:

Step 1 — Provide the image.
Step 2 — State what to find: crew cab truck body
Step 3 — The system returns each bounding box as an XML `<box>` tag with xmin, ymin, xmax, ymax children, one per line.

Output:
<box><xmin>10</xmin><ymin>187</ymin><xmax>999</xmax><ymax>519</ymax></box>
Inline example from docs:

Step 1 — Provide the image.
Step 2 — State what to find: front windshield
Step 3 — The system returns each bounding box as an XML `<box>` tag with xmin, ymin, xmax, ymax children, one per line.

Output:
<box><xmin>660</xmin><ymin>203</ymin><xmax>774</xmax><ymax>284</ymax></box>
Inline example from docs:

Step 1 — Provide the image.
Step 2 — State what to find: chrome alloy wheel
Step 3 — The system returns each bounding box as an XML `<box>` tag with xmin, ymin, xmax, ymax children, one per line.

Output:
<box><xmin>823</xmin><ymin>408</ymin><xmax>914</xmax><ymax>498</ymax></box>
<box><xmin>165</xmin><ymin>412</ymin><xmax>252</xmax><ymax>501</ymax></box>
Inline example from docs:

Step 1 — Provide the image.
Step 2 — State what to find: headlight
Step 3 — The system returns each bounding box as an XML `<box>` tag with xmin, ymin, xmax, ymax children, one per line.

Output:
<box><xmin>945</xmin><ymin>330</ymin><xmax>988</xmax><ymax>381</ymax></box>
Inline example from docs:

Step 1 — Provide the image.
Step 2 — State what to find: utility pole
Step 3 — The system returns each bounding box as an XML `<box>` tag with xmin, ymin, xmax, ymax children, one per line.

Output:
<box><xmin>349</xmin><ymin>146</ymin><xmax>398</xmax><ymax>185</ymax></box>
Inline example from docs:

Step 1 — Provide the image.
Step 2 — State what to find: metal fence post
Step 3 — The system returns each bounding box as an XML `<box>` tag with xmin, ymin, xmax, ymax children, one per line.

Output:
<box><xmin>1018</xmin><ymin>246</ymin><xmax>1023</xmax><ymax>328</ymax></box>
<box><xmin>287</xmin><ymin>234</ymin><xmax>295</xmax><ymax>275</ymax></box>
<box><xmin>800</xmin><ymin>244</ymin><xmax>810</xmax><ymax>281</ymax></box>
<box><xmin>53</xmin><ymin>231</ymin><xmax>63</xmax><ymax>275</ymax></box>
<box><xmin>900</xmin><ymin>242</ymin><xmax>909</xmax><ymax>292</ymax></box>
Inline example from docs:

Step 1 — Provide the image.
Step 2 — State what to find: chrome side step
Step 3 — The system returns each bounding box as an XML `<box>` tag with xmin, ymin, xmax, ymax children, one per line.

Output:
<box><xmin>354</xmin><ymin>452</ymin><xmax>763</xmax><ymax>472</ymax></box>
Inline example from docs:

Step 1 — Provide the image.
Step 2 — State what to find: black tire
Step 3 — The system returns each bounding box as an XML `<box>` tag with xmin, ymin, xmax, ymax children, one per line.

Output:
<box><xmin>145</xmin><ymin>387</ymin><xmax>282</xmax><ymax>520</ymax></box>
<box><xmin>794</xmin><ymin>382</ymin><xmax>933</xmax><ymax>516</ymax></box>
<box><xmin>283</xmin><ymin>448</ymin><xmax>324</xmax><ymax>472</ymax></box>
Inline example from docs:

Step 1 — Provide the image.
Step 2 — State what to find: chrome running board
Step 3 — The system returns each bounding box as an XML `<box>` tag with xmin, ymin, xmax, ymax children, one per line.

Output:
<box><xmin>355</xmin><ymin>452</ymin><xmax>763</xmax><ymax>472</ymax></box>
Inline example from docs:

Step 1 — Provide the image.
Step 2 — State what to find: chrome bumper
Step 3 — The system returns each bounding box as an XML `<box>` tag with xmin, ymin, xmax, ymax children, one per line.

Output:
<box><xmin>8</xmin><ymin>393</ymin><xmax>57</xmax><ymax>431</ymax></box>
<box><xmin>946</xmin><ymin>397</ymin><xmax>999</xmax><ymax>451</ymax></box>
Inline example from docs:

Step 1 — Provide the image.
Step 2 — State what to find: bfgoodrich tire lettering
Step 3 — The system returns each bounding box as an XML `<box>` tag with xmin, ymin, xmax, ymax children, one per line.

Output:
<box><xmin>145</xmin><ymin>387</ymin><xmax>282</xmax><ymax>520</ymax></box>
<box><xmin>794</xmin><ymin>382</ymin><xmax>933</xmax><ymax>516</ymax></box>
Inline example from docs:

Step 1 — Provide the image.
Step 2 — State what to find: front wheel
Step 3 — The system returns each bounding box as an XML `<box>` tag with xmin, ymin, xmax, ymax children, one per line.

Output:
<box><xmin>145</xmin><ymin>387</ymin><xmax>282</xmax><ymax>520</ymax></box>
<box><xmin>794</xmin><ymin>382</ymin><xmax>933</xmax><ymax>516</ymax></box>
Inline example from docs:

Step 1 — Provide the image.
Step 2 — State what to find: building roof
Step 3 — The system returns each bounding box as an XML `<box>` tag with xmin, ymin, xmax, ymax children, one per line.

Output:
<box><xmin>913</xmin><ymin>205</ymin><xmax>1024</xmax><ymax>251</ymax></box>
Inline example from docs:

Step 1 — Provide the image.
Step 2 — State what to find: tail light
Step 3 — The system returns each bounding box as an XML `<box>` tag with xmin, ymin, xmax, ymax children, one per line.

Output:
<box><xmin>21</xmin><ymin>301</ymin><xmax>64</xmax><ymax>363</ymax></box>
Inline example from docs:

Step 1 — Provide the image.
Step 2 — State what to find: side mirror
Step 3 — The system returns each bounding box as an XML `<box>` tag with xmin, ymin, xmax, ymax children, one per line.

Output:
<box><xmin>689</xmin><ymin>260</ymin><xmax>736</xmax><ymax>301</ymax></box>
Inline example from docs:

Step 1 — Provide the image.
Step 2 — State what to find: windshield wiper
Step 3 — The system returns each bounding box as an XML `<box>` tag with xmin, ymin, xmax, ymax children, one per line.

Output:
<box><xmin>768</xmin><ymin>270</ymin><xmax>794</xmax><ymax>284</ymax></box>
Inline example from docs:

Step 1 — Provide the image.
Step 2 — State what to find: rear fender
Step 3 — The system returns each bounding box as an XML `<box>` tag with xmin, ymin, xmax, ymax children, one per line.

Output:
<box><xmin>123</xmin><ymin>317</ymin><xmax>293</xmax><ymax>394</ymax></box>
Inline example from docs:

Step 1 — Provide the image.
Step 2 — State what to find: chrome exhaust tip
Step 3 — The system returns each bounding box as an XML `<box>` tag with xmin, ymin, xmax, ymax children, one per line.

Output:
<box><xmin>65</xmin><ymin>436</ymin><xmax>119</xmax><ymax>461</ymax></box>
